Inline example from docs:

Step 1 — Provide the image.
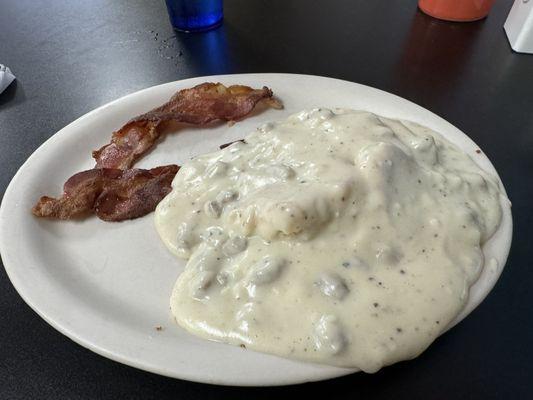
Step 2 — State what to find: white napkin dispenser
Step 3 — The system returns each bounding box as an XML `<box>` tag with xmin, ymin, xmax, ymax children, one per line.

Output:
<box><xmin>504</xmin><ymin>0</ymin><xmax>533</xmax><ymax>54</ymax></box>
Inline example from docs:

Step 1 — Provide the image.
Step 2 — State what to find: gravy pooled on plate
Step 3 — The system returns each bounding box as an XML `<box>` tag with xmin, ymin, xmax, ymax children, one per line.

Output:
<box><xmin>155</xmin><ymin>109</ymin><xmax>503</xmax><ymax>372</ymax></box>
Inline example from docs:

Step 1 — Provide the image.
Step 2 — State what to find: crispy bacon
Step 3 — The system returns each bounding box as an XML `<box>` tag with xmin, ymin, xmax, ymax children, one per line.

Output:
<box><xmin>93</xmin><ymin>83</ymin><xmax>282</xmax><ymax>169</ymax></box>
<box><xmin>32</xmin><ymin>165</ymin><xmax>179</xmax><ymax>221</ymax></box>
<box><xmin>33</xmin><ymin>82</ymin><xmax>281</xmax><ymax>221</ymax></box>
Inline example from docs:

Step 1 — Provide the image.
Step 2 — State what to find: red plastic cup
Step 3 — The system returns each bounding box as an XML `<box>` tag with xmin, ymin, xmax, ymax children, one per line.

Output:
<box><xmin>418</xmin><ymin>0</ymin><xmax>496</xmax><ymax>22</ymax></box>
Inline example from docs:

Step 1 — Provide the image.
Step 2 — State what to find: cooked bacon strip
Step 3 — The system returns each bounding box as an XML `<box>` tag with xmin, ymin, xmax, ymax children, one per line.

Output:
<box><xmin>32</xmin><ymin>165</ymin><xmax>179</xmax><ymax>221</ymax></box>
<box><xmin>33</xmin><ymin>82</ymin><xmax>281</xmax><ymax>222</ymax></box>
<box><xmin>93</xmin><ymin>83</ymin><xmax>282</xmax><ymax>169</ymax></box>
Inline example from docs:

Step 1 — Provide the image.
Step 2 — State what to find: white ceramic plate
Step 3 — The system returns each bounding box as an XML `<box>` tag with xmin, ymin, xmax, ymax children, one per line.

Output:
<box><xmin>0</xmin><ymin>74</ymin><xmax>512</xmax><ymax>386</ymax></box>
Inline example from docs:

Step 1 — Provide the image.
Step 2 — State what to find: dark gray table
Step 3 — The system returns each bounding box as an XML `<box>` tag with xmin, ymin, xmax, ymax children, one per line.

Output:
<box><xmin>1</xmin><ymin>1</ymin><xmax>532</xmax><ymax>398</ymax></box>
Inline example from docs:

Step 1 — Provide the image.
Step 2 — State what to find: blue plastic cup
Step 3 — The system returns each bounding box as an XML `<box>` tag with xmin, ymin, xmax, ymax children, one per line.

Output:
<box><xmin>165</xmin><ymin>0</ymin><xmax>223</xmax><ymax>32</ymax></box>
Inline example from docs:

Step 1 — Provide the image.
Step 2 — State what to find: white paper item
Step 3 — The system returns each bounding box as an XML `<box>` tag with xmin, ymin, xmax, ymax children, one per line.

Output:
<box><xmin>504</xmin><ymin>0</ymin><xmax>533</xmax><ymax>54</ymax></box>
<box><xmin>0</xmin><ymin>64</ymin><xmax>16</xmax><ymax>94</ymax></box>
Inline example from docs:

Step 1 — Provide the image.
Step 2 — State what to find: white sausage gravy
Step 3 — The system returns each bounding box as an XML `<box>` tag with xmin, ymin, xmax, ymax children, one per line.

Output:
<box><xmin>155</xmin><ymin>109</ymin><xmax>503</xmax><ymax>372</ymax></box>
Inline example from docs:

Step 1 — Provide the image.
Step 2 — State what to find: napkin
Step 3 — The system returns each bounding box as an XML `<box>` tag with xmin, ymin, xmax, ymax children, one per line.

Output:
<box><xmin>0</xmin><ymin>64</ymin><xmax>16</xmax><ymax>94</ymax></box>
